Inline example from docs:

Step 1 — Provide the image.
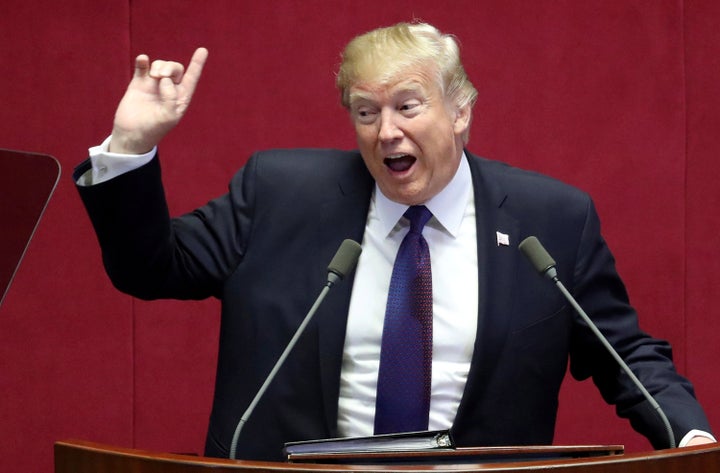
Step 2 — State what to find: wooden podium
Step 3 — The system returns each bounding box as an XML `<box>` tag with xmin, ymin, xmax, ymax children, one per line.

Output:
<box><xmin>55</xmin><ymin>439</ymin><xmax>720</xmax><ymax>472</ymax></box>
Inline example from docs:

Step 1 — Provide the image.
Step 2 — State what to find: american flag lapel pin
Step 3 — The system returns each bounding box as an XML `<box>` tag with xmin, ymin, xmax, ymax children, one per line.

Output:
<box><xmin>496</xmin><ymin>231</ymin><xmax>510</xmax><ymax>247</ymax></box>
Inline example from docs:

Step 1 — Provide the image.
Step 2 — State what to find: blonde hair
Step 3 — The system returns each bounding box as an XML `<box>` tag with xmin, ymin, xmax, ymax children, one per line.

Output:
<box><xmin>337</xmin><ymin>22</ymin><xmax>478</xmax><ymax>112</ymax></box>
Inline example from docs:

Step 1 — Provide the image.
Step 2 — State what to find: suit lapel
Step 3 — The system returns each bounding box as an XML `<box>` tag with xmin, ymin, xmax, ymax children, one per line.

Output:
<box><xmin>312</xmin><ymin>154</ymin><xmax>373</xmax><ymax>436</ymax></box>
<box><xmin>455</xmin><ymin>153</ymin><xmax>521</xmax><ymax>422</ymax></box>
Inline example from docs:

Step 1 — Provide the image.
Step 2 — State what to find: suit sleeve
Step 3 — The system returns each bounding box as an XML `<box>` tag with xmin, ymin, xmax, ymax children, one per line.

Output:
<box><xmin>74</xmin><ymin>153</ymin><xmax>255</xmax><ymax>300</ymax></box>
<box><xmin>567</xmin><ymin>198</ymin><xmax>712</xmax><ymax>448</ymax></box>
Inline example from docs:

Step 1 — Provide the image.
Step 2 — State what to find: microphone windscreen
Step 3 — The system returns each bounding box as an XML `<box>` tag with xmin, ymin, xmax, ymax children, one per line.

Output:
<box><xmin>327</xmin><ymin>239</ymin><xmax>362</xmax><ymax>279</ymax></box>
<box><xmin>519</xmin><ymin>236</ymin><xmax>556</xmax><ymax>275</ymax></box>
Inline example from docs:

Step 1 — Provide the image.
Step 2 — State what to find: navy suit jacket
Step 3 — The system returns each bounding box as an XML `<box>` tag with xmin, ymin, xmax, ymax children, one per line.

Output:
<box><xmin>75</xmin><ymin>149</ymin><xmax>711</xmax><ymax>460</ymax></box>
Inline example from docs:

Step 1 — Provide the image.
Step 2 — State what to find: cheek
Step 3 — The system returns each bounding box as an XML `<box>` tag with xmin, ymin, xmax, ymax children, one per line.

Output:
<box><xmin>355</xmin><ymin>128</ymin><xmax>375</xmax><ymax>149</ymax></box>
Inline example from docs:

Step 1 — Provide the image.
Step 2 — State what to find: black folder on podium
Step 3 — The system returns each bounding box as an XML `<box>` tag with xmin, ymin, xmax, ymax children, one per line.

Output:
<box><xmin>0</xmin><ymin>148</ymin><xmax>60</xmax><ymax>307</ymax></box>
<box><xmin>283</xmin><ymin>430</ymin><xmax>624</xmax><ymax>465</ymax></box>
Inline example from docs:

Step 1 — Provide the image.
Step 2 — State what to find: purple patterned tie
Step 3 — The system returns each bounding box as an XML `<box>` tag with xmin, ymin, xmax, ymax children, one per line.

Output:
<box><xmin>374</xmin><ymin>205</ymin><xmax>433</xmax><ymax>434</ymax></box>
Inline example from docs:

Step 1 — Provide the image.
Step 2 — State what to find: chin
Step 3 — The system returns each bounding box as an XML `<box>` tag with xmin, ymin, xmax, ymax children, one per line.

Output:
<box><xmin>379</xmin><ymin>180</ymin><xmax>429</xmax><ymax>205</ymax></box>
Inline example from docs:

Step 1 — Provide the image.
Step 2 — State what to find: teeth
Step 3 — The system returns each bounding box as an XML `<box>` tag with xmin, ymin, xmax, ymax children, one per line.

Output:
<box><xmin>386</xmin><ymin>154</ymin><xmax>408</xmax><ymax>159</ymax></box>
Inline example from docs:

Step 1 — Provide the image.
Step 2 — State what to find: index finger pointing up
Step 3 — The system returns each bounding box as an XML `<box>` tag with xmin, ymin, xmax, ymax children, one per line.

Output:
<box><xmin>181</xmin><ymin>47</ymin><xmax>209</xmax><ymax>95</ymax></box>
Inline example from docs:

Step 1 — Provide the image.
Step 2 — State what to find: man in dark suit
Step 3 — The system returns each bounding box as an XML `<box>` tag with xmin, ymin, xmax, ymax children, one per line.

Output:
<box><xmin>75</xmin><ymin>22</ymin><xmax>714</xmax><ymax>460</ymax></box>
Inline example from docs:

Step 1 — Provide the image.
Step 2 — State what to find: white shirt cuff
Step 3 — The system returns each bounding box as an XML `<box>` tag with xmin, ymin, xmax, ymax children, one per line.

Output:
<box><xmin>679</xmin><ymin>429</ymin><xmax>717</xmax><ymax>447</ymax></box>
<box><xmin>77</xmin><ymin>135</ymin><xmax>156</xmax><ymax>186</ymax></box>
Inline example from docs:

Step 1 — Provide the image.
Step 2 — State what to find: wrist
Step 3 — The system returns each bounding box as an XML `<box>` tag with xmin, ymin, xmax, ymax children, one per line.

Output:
<box><xmin>109</xmin><ymin>129</ymin><xmax>156</xmax><ymax>155</ymax></box>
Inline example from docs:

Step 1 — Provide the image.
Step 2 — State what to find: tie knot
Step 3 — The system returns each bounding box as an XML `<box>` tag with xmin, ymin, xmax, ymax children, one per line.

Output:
<box><xmin>404</xmin><ymin>205</ymin><xmax>432</xmax><ymax>234</ymax></box>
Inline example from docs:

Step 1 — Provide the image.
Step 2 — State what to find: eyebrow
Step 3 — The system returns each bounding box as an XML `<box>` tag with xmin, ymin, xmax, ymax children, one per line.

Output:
<box><xmin>348</xmin><ymin>90</ymin><xmax>374</xmax><ymax>106</ymax></box>
<box><xmin>348</xmin><ymin>81</ymin><xmax>427</xmax><ymax>108</ymax></box>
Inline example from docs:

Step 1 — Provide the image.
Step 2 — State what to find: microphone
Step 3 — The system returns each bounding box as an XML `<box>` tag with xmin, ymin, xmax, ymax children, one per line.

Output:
<box><xmin>229</xmin><ymin>239</ymin><xmax>362</xmax><ymax>459</ymax></box>
<box><xmin>327</xmin><ymin>239</ymin><xmax>363</xmax><ymax>286</ymax></box>
<box><xmin>518</xmin><ymin>236</ymin><xmax>676</xmax><ymax>449</ymax></box>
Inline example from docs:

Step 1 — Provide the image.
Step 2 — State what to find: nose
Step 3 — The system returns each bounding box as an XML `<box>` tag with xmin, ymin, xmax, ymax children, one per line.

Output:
<box><xmin>378</xmin><ymin>109</ymin><xmax>403</xmax><ymax>142</ymax></box>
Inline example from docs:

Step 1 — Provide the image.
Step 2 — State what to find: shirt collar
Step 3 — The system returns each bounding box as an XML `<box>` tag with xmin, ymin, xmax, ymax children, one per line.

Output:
<box><xmin>374</xmin><ymin>153</ymin><xmax>472</xmax><ymax>237</ymax></box>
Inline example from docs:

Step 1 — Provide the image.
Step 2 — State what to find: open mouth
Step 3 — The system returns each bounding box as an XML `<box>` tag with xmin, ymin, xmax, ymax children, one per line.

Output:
<box><xmin>384</xmin><ymin>154</ymin><xmax>416</xmax><ymax>173</ymax></box>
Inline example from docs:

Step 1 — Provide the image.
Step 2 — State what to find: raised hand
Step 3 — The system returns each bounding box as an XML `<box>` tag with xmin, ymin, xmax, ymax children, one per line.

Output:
<box><xmin>109</xmin><ymin>47</ymin><xmax>209</xmax><ymax>155</ymax></box>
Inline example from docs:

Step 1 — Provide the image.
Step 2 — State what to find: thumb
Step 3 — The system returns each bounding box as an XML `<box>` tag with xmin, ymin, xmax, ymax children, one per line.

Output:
<box><xmin>158</xmin><ymin>76</ymin><xmax>178</xmax><ymax>103</ymax></box>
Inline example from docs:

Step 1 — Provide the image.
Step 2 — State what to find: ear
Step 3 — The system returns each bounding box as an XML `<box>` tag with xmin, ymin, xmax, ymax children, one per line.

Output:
<box><xmin>453</xmin><ymin>103</ymin><xmax>472</xmax><ymax>136</ymax></box>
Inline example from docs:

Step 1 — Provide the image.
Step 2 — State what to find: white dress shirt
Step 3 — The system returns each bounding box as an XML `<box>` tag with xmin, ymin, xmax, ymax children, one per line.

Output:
<box><xmin>337</xmin><ymin>155</ymin><xmax>479</xmax><ymax>437</ymax></box>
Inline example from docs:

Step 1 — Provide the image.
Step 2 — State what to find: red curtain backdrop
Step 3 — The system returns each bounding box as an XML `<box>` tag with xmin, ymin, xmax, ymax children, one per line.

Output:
<box><xmin>2</xmin><ymin>1</ymin><xmax>719</xmax><ymax>471</ymax></box>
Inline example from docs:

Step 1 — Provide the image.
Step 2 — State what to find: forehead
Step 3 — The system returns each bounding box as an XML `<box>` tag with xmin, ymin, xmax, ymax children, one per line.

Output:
<box><xmin>348</xmin><ymin>69</ymin><xmax>441</xmax><ymax>106</ymax></box>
